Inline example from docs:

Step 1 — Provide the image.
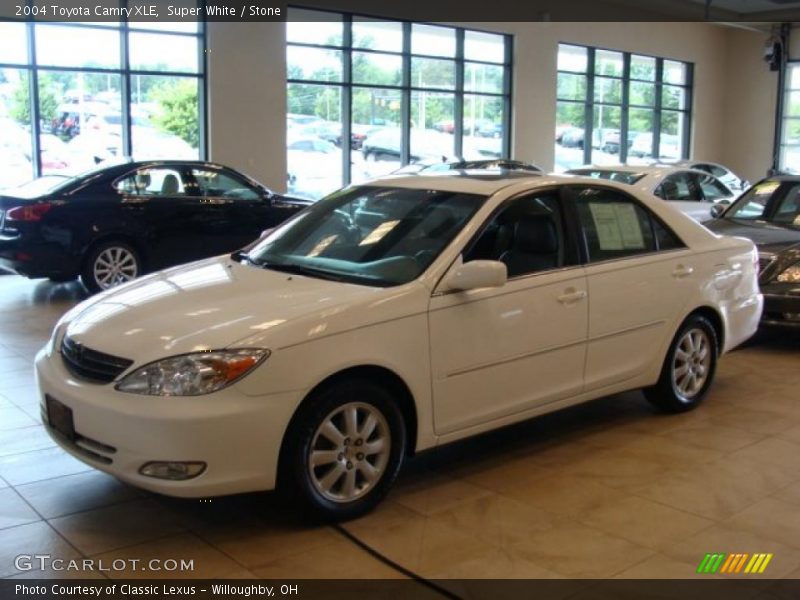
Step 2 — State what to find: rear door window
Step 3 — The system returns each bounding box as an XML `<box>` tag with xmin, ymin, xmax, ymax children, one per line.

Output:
<box><xmin>572</xmin><ymin>187</ymin><xmax>683</xmax><ymax>262</ymax></box>
<box><xmin>115</xmin><ymin>167</ymin><xmax>188</xmax><ymax>196</ymax></box>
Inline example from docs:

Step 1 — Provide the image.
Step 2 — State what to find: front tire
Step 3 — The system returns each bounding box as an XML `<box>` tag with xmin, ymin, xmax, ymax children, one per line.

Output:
<box><xmin>645</xmin><ymin>315</ymin><xmax>718</xmax><ymax>413</ymax></box>
<box><xmin>81</xmin><ymin>240</ymin><xmax>142</xmax><ymax>294</ymax></box>
<box><xmin>282</xmin><ymin>379</ymin><xmax>406</xmax><ymax>522</ymax></box>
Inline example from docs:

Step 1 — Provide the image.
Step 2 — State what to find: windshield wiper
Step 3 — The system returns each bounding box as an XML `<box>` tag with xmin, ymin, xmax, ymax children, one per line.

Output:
<box><xmin>257</xmin><ymin>261</ymin><xmax>345</xmax><ymax>282</ymax></box>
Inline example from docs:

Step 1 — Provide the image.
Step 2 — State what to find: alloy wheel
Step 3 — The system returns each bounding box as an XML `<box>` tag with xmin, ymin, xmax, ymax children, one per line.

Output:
<box><xmin>93</xmin><ymin>246</ymin><xmax>139</xmax><ymax>289</ymax></box>
<box><xmin>308</xmin><ymin>401</ymin><xmax>391</xmax><ymax>504</ymax></box>
<box><xmin>672</xmin><ymin>327</ymin><xmax>712</xmax><ymax>399</ymax></box>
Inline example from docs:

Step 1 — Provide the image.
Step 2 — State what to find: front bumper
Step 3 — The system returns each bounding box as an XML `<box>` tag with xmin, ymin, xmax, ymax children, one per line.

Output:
<box><xmin>35</xmin><ymin>347</ymin><xmax>302</xmax><ymax>497</ymax></box>
<box><xmin>760</xmin><ymin>285</ymin><xmax>800</xmax><ymax>328</ymax></box>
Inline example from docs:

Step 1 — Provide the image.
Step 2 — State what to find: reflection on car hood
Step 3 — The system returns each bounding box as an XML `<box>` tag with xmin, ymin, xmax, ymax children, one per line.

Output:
<box><xmin>705</xmin><ymin>218</ymin><xmax>800</xmax><ymax>253</ymax></box>
<box><xmin>63</xmin><ymin>256</ymin><xmax>401</xmax><ymax>362</ymax></box>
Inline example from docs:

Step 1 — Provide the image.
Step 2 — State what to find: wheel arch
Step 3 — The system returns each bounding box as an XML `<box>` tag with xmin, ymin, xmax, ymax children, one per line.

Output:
<box><xmin>685</xmin><ymin>305</ymin><xmax>724</xmax><ymax>353</ymax></box>
<box><xmin>80</xmin><ymin>234</ymin><xmax>149</xmax><ymax>273</ymax></box>
<box><xmin>278</xmin><ymin>364</ymin><xmax>419</xmax><ymax>480</ymax></box>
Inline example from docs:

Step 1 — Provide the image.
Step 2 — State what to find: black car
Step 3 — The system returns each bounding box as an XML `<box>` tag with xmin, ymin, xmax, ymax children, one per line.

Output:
<box><xmin>0</xmin><ymin>160</ymin><xmax>310</xmax><ymax>293</ymax></box>
<box><xmin>706</xmin><ymin>176</ymin><xmax>800</xmax><ymax>328</ymax></box>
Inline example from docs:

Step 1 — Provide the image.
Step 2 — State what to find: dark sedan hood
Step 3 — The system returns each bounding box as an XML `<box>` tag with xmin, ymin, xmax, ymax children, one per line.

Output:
<box><xmin>707</xmin><ymin>218</ymin><xmax>800</xmax><ymax>282</ymax></box>
<box><xmin>706</xmin><ymin>218</ymin><xmax>800</xmax><ymax>254</ymax></box>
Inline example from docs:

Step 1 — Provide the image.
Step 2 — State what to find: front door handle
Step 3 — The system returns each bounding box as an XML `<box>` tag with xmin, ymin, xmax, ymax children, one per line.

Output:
<box><xmin>672</xmin><ymin>264</ymin><xmax>694</xmax><ymax>278</ymax></box>
<box><xmin>557</xmin><ymin>288</ymin><xmax>587</xmax><ymax>304</ymax></box>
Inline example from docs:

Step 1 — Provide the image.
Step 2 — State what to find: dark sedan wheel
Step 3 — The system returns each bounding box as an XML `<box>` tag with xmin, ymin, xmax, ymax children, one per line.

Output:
<box><xmin>645</xmin><ymin>315</ymin><xmax>718</xmax><ymax>413</ymax></box>
<box><xmin>282</xmin><ymin>378</ymin><xmax>406</xmax><ymax>522</ymax></box>
<box><xmin>81</xmin><ymin>241</ymin><xmax>142</xmax><ymax>293</ymax></box>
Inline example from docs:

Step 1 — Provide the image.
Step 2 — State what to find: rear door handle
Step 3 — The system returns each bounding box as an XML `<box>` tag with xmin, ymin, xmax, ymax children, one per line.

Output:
<box><xmin>557</xmin><ymin>289</ymin><xmax>587</xmax><ymax>304</ymax></box>
<box><xmin>672</xmin><ymin>264</ymin><xmax>694</xmax><ymax>278</ymax></box>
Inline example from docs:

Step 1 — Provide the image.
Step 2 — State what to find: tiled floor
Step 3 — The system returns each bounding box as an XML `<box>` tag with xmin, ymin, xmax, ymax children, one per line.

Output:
<box><xmin>1</xmin><ymin>274</ymin><xmax>799</xmax><ymax>581</ymax></box>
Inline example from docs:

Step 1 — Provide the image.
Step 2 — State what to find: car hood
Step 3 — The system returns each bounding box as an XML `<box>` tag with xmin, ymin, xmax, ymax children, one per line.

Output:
<box><xmin>705</xmin><ymin>218</ymin><xmax>800</xmax><ymax>254</ymax></box>
<box><xmin>63</xmin><ymin>256</ymin><xmax>419</xmax><ymax>363</ymax></box>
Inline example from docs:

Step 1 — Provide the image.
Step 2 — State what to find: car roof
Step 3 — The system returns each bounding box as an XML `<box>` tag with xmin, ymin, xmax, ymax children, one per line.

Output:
<box><xmin>91</xmin><ymin>160</ymin><xmax>239</xmax><ymax>176</ymax></box>
<box><xmin>359</xmin><ymin>169</ymin><xmax>630</xmax><ymax>195</ymax></box>
<box><xmin>567</xmin><ymin>164</ymin><xmax>714</xmax><ymax>178</ymax></box>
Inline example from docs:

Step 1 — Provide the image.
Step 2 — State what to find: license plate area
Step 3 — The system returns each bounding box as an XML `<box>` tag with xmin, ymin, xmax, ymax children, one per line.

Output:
<box><xmin>46</xmin><ymin>395</ymin><xmax>75</xmax><ymax>441</ymax></box>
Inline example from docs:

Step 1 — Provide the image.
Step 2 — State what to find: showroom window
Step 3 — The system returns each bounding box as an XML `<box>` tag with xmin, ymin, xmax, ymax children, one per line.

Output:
<box><xmin>779</xmin><ymin>62</ymin><xmax>800</xmax><ymax>173</ymax></box>
<box><xmin>286</xmin><ymin>8</ymin><xmax>512</xmax><ymax>200</ymax></box>
<box><xmin>555</xmin><ymin>43</ymin><xmax>692</xmax><ymax>172</ymax></box>
<box><xmin>0</xmin><ymin>13</ymin><xmax>205</xmax><ymax>189</ymax></box>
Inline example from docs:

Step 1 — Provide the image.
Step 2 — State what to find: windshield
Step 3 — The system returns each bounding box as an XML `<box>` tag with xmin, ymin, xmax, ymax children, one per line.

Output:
<box><xmin>726</xmin><ymin>180</ymin><xmax>800</xmax><ymax>227</ymax></box>
<box><xmin>566</xmin><ymin>169</ymin><xmax>645</xmax><ymax>185</ymax></box>
<box><xmin>246</xmin><ymin>186</ymin><xmax>486</xmax><ymax>286</ymax></box>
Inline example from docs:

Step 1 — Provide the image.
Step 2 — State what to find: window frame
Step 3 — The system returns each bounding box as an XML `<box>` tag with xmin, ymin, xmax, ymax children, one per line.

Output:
<box><xmin>286</xmin><ymin>7</ymin><xmax>513</xmax><ymax>190</ymax></box>
<box><xmin>556</xmin><ymin>43</ymin><xmax>693</xmax><ymax>168</ymax></box>
<box><xmin>0</xmin><ymin>6</ymin><xmax>207</xmax><ymax>181</ymax></box>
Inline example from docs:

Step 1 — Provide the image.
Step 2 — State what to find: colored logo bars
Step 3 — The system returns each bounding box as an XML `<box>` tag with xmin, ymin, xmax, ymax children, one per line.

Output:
<box><xmin>697</xmin><ymin>553</ymin><xmax>773</xmax><ymax>574</ymax></box>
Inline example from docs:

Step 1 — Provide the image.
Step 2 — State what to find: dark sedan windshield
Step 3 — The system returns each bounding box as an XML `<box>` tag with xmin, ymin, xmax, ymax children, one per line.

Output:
<box><xmin>725</xmin><ymin>180</ymin><xmax>800</xmax><ymax>227</ymax></box>
<box><xmin>246</xmin><ymin>186</ymin><xmax>485</xmax><ymax>286</ymax></box>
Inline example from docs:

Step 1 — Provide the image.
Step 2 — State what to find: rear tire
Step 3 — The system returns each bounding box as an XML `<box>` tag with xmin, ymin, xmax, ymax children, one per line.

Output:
<box><xmin>281</xmin><ymin>378</ymin><xmax>406</xmax><ymax>522</ymax></box>
<box><xmin>644</xmin><ymin>315</ymin><xmax>718</xmax><ymax>413</ymax></box>
<box><xmin>81</xmin><ymin>240</ymin><xmax>142</xmax><ymax>294</ymax></box>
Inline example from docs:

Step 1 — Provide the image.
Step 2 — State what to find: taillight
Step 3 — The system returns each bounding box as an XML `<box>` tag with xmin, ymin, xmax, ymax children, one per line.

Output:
<box><xmin>6</xmin><ymin>203</ymin><xmax>53</xmax><ymax>222</ymax></box>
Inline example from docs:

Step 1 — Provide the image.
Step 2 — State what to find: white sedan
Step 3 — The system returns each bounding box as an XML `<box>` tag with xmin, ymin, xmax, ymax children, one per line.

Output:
<box><xmin>35</xmin><ymin>171</ymin><xmax>762</xmax><ymax>521</ymax></box>
<box><xmin>566</xmin><ymin>165</ymin><xmax>735</xmax><ymax>222</ymax></box>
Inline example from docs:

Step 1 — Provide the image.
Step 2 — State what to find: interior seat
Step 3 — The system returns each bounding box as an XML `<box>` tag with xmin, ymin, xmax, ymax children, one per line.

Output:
<box><xmin>499</xmin><ymin>216</ymin><xmax>559</xmax><ymax>277</ymax></box>
<box><xmin>161</xmin><ymin>174</ymin><xmax>180</xmax><ymax>195</ymax></box>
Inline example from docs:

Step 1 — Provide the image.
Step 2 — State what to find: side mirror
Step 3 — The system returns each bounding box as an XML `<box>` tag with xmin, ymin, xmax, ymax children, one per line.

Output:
<box><xmin>440</xmin><ymin>259</ymin><xmax>507</xmax><ymax>292</ymax></box>
<box><xmin>709</xmin><ymin>203</ymin><xmax>726</xmax><ymax>219</ymax></box>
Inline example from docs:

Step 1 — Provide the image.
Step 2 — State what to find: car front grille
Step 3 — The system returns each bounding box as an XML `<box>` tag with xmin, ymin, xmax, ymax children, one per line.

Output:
<box><xmin>60</xmin><ymin>335</ymin><xmax>133</xmax><ymax>383</ymax></box>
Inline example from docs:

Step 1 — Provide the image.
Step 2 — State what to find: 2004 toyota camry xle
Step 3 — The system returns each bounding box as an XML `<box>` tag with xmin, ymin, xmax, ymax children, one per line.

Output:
<box><xmin>35</xmin><ymin>171</ymin><xmax>763</xmax><ymax>521</ymax></box>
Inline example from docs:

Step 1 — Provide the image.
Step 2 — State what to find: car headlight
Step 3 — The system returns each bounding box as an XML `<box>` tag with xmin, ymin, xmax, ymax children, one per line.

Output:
<box><xmin>115</xmin><ymin>349</ymin><xmax>269</xmax><ymax>396</ymax></box>
<box><xmin>777</xmin><ymin>263</ymin><xmax>800</xmax><ymax>283</ymax></box>
<box><xmin>46</xmin><ymin>321</ymin><xmax>69</xmax><ymax>355</ymax></box>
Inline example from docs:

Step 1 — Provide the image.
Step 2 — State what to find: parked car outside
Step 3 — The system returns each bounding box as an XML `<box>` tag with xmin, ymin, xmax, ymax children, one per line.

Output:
<box><xmin>35</xmin><ymin>171</ymin><xmax>761</xmax><ymax>521</ymax></box>
<box><xmin>629</xmin><ymin>133</ymin><xmax>681</xmax><ymax>160</ymax></box>
<box><xmin>706</xmin><ymin>176</ymin><xmax>800</xmax><ymax>328</ymax></box>
<box><xmin>287</xmin><ymin>135</ymin><xmax>342</xmax><ymax>200</ymax></box>
<box><xmin>601</xmin><ymin>130</ymin><xmax>636</xmax><ymax>155</ymax></box>
<box><xmin>566</xmin><ymin>165</ymin><xmax>734</xmax><ymax>222</ymax></box>
<box><xmin>362</xmin><ymin>128</ymin><xmax>453</xmax><ymax>163</ymax></box>
<box><xmin>0</xmin><ymin>160</ymin><xmax>309</xmax><ymax>292</ymax></box>
<box><xmin>296</xmin><ymin>122</ymin><xmax>342</xmax><ymax>146</ymax></box>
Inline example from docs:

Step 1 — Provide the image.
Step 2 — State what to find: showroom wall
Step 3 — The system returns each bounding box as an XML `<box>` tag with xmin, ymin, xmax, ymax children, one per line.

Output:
<box><xmin>205</xmin><ymin>19</ymin><xmax>775</xmax><ymax>192</ymax></box>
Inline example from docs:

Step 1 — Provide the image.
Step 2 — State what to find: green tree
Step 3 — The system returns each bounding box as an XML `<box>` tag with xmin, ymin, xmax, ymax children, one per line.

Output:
<box><xmin>10</xmin><ymin>72</ymin><xmax>60</xmax><ymax>127</ymax></box>
<box><xmin>150</xmin><ymin>79</ymin><xmax>199</xmax><ymax>148</ymax></box>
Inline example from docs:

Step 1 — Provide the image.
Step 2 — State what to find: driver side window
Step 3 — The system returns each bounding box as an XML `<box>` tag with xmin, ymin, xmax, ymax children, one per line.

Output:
<box><xmin>464</xmin><ymin>194</ymin><xmax>564</xmax><ymax>278</ymax></box>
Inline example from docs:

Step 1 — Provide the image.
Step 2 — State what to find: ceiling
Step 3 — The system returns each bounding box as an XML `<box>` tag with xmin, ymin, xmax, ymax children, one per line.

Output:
<box><xmin>682</xmin><ymin>0</ymin><xmax>800</xmax><ymax>18</ymax></box>
<box><xmin>686</xmin><ymin>0</ymin><xmax>800</xmax><ymax>11</ymax></box>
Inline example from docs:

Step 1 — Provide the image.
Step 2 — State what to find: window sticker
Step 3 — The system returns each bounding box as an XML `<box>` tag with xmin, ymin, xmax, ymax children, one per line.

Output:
<box><xmin>589</xmin><ymin>202</ymin><xmax>645</xmax><ymax>250</ymax></box>
<box><xmin>753</xmin><ymin>181</ymin><xmax>780</xmax><ymax>196</ymax></box>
